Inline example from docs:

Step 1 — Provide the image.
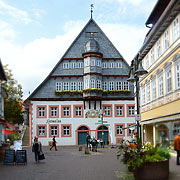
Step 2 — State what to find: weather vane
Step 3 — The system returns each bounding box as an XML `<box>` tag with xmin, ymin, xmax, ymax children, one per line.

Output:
<box><xmin>90</xmin><ymin>4</ymin><xmax>94</xmax><ymax>19</ymax></box>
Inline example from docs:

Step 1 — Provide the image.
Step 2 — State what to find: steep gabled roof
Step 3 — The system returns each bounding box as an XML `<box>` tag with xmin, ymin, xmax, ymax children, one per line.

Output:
<box><xmin>25</xmin><ymin>18</ymin><xmax>129</xmax><ymax>102</ymax></box>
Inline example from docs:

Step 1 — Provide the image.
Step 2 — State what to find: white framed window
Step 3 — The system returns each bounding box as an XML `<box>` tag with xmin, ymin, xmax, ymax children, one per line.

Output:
<box><xmin>102</xmin><ymin>62</ymin><xmax>107</xmax><ymax>68</ymax></box>
<box><xmin>156</xmin><ymin>39</ymin><xmax>161</xmax><ymax>59</ymax></box>
<box><xmin>175</xmin><ymin>62</ymin><xmax>180</xmax><ymax>89</ymax></box>
<box><xmin>104</xmin><ymin>106</ymin><xmax>111</xmax><ymax>116</ymax></box>
<box><xmin>109</xmin><ymin>62</ymin><xmax>114</xmax><ymax>68</ymax></box>
<box><xmin>151</xmin><ymin>78</ymin><xmax>156</xmax><ymax>101</ymax></box>
<box><xmin>51</xmin><ymin>126</ymin><xmax>58</xmax><ymax>136</ymax></box>
<box><xmin>77</xmin><ymin>62</ymin><xmax>83</xmax><ymax>68</ymax></box>
<box><xmin>78</xmin><ymin>82</ymin><xmax>83</xmax><ymax>90</ymax></box>
<box><xmin>150</xmin><ymin>48</ymin><xmax>154</xmax><ymax>65</ymax></box>
<box><xmin>164</xmin><ymin>29</ymin><xmax>169</xmax><ymax>51</ymax></box>
<box><xmin>141</xmin><ymin>85</ymin><xmax>145</xmax><ymax>105</ymax></box>
<box><xmin>63</xmin><ymin>107</ymin><xmax>70</xmax><ymax>116</ymax></box>
<box><xmin>116</xmin><ymin>106</ymin><xmax>123</xmax><ymax>116</ymax></box>
<box><xmin>85</xmin><ymin>79</ymin><xmax>89</xmax><ymax>89</ymax></box>
<box><xmin>166</xmin><ymin>68</ymin><xmax>172</xmax><ymax>93</ymax></box>
<box><xmin>96</xmin><ymin>80</ymin><xmax>101</xmax><ymax>89</ymax></box>
<box><xmin>102</xmin><ymin>82</ymin><xmax>107</xmax><ymax>90</ymax></box>
<box><xmin>50</xmin><ymin>107</ymin><xmax>57</xmax><ymax>117</ymax></box>
<box><xmin>71</xmin><ymin>82</ymin><xmax>76</xmax><ymax>91</ymax></box>
<box><xmin>145</xmin><ymin>55</ymin><xmax>149</xmax><ymax>70</ymax></box>
<box><xmin>91</xmin><ymin>79</ymin><xmax>95</xmax><ymax>88</ymax></box>
<box><xmin>146</xmin><ymin>82</ymin><xmax>150</xmax><ymax>103</ymax></box>
<box><xmin>38</xmin><ymin>126</ymin><xmax>45</xmax><ymax>136</ymax></box>
<box><xmin>128</xmin><ymin>106</ymin><xmax>135</xmax><ymax>116</ymax></box>
<box><xmin>91</xmin><ymin>59</ymin><xmax>95</xmax><ymax>66</ymax></box>
<box><xmin>96</xmin><ymin>60</ymin><xmax>101</xmax><ymax>67</ymax></box>
<box><xmin>38</xmin><ymin>107</ymin><xmax>45</xmax><ymax>117</ymax></box>
<box><xmin>63</xmin><ymin>126</ymin><xmax>70</xmax><ymax>136</ymax></box>
<box><xmin>109</xmin><ymin>81</ymin><xmax>114</xmax><ymax>90</ymax></box>
<box><xmin>116</xmin><ymin>125</ymin><xmax>123</xmax><ymax>135</ymax></box>
<box><xmin>75</xmin><ymin>106</ymin><xmax>82</xmax><ymax>116</ymax></box>
<box><xmin>56</xmin><ymin>82</ymin><xmax>62</xmax><ymax>91</ymax></box>
<box><xmin>173</xmin><ymin>16</ymin><xmax>180</xmax><ymax>42</ymax></box>
<box><xmin>123</xmin><ymin>82</ymin><xmax>129</xmax><ymax>90</ymax></box>
<box><xmin>71</xmin><ymin>62</ymin><xmax>76</xmax><ymax>69</ymax></box>
<box><xmin>63</xmin><ymin>82</ymin><xmax>69</xmax><ymax>90</ymax></box>
<box><xmin>115</xmin><ymin>62</ymin><xmax>122</xmax><ymax>68</ymax></box>
<box><xmin>158</xmin><ymin>73</ymin><xmax>163</xmax><ymax>97</ymax></box>
<box><xmin>63</xmin><ymin>62</ymin><xmax>69</xmax><ymax>69</ymax></box>
<box><xmin>84</xmin><ymin>59</ymin><xmax>90</xmax><ymax>67</ymax></box>
<box><xmin>116</xmin><ymin>81</ymin><xmax>122</xmax><ymax>90</ymax></box>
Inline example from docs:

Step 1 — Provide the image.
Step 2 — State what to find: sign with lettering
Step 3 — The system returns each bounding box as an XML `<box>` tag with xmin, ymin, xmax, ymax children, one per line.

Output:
<box><xmin>46</xmin><ymin>119</ymin><xmax>61</xmax><ymax>123</ymax></box>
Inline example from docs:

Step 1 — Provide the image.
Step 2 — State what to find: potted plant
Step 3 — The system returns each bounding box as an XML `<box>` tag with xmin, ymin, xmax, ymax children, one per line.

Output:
<box><xmin>122</xmin><ymin>144</ymin><xmax>170</xmax><ymax>180</ymax></box>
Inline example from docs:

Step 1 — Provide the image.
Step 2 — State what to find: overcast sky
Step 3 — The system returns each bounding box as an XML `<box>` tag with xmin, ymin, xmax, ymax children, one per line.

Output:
<box><xmin>0</xmin><ymin>0</ymin><xmax>157</xmax><ymax>99</ymax></box>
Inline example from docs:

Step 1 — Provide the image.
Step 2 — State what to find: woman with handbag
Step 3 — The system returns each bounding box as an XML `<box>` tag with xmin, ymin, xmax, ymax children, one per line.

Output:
<box><xmin>32</xmin><ymin>136</ymin><xmax>43</xmax><ymax>163</ymax></box>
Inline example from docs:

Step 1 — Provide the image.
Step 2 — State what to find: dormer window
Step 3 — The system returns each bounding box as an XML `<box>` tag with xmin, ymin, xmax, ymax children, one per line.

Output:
<box><xmin>109</xmin><ymin>62</ymin><xmax>114</xmax><ymax>68</ymax></box>
<box><xmin>63</xmin><ymin>62</ymin><xmax>69</xmax><ymax>69</ymax></box>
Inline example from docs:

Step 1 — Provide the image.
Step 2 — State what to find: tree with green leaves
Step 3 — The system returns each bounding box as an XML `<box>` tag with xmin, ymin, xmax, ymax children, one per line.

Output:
<box><xmin>2</xmin><ymin>64</ymin><xmax>24</xmax><ymax>125</ymax></box>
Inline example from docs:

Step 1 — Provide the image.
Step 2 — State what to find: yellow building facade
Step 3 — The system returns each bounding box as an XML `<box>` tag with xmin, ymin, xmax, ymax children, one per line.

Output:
<box><xmin>138</xmin><ymin>0</ymin><xmax>180</xmax><ymax>147</ymax></box>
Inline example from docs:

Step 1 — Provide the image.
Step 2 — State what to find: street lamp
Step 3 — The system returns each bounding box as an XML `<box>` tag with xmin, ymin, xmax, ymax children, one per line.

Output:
<box><xmin>127</xmin><ymin>53</ymin><xmax>148</xmax><ymax>142</ymax></box>
<box><xmin>99</xmin><ymin>112</ymin><xmax>105</xmax><ymax>148</ymax></box>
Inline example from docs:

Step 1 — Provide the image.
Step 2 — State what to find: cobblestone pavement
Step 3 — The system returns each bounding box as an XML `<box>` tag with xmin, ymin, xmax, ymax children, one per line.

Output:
<box><xmin>0</xmin><ymin>146</ymin><xmax>180</xmax><ymax>180</ymax></box>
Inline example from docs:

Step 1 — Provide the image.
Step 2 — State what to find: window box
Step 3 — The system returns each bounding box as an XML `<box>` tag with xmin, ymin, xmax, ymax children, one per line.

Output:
<box><xmin>55</xmin><ymin>90</ymin><xmax>83</xmax><ymax>95</ymax></box>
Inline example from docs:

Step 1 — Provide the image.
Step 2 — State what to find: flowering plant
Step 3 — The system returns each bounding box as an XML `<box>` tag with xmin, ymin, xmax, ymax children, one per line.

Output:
<box><xmin>103</xmin><ymin>90</ymin><xmax>131</xmax><ymax>95</ymax></box>
<box><xmin>121</xmin><ymin>144</ymin><xmax>170</xmax><ymax>170</ymax></box>
<box><xmin>55</xmin><ymin>90</ymin><xmax>83</xmax><ymax>95</ymax></box>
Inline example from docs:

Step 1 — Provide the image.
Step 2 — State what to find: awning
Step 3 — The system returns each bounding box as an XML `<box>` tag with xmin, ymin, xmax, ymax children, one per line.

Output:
<box><xmin>6</xmin><ymin>122</ymin><xmax>15</xmax><ymax>129</ymax></box>
<box><xmin>2</xmin><ymin>129</ymin><xmax>18</xmax><ymax>135</ymax></box>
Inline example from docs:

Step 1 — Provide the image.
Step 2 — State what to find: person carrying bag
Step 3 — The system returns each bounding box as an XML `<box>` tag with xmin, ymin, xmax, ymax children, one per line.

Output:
<box><xmin>32</xmin><ymin>136</ymin><xmax>45</xmax><ymax>163</ymax></box>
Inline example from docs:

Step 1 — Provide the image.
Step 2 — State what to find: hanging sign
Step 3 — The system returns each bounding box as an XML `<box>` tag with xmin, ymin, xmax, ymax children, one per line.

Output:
<box><xmin>86</xmin><ymin>110</ymin><xmax>99</xmax><ymax>118</ymax></box>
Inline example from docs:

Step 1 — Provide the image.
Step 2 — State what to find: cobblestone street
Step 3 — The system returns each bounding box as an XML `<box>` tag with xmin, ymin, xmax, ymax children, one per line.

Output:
<box><xmin>0</xmin><ymin>146</ymin><xmax>180</xmax><ymax>180</ymax></box>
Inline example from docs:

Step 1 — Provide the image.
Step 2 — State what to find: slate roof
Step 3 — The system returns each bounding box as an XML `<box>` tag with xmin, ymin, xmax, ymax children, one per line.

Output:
<box><xmin>25</xmin><ymin>18</ymin><xmax>130</xmax><ymax>101</ymax></box>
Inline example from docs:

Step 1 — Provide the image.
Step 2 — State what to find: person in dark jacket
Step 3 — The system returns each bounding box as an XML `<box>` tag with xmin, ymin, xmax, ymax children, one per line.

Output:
<box><xmin>174</xmin><ymin>133</ymin><xmax>180</xmax><ymax>165</ymax></box>
<box><xmin>32</xmin><ymin>136</ymin><xmax>42</xmax><ymax>163</ymax></box>
<box><xmin>50</xmin><ymin>136</ymin><xmax>58</xmax><ymax>151</ymax></box>
<box><xmin>86</xmin><ymin>133</ymin><xmax>91</xmax><ymax>148</ymax></box>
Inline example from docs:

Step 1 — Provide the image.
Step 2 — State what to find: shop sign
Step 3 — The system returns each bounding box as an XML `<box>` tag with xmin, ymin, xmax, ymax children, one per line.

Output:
<box><xmin>46</xmin><ymin>119</ymin><xmax>61</xmax><ymax>123</ymax></box>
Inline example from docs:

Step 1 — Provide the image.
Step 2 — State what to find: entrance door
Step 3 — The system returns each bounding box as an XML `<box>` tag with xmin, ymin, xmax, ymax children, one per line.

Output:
<box><xmin>78</xmin><ymin>132</ymin><xmax>88</xmax><ymax>145</ymax></box>
<box><xmin>97</xmin><ymin>126</ymin><xmax>109</xmax><ymax>144</ymax></box>
<box><xmin>77</xmin><ymin>126</ymin><xmax>89</xmax><ymax>145</ymax></box>
<box><xmin>98</xmin><ymin>131</ymin><xmax>109</xmax><ymax>144</ymax></box>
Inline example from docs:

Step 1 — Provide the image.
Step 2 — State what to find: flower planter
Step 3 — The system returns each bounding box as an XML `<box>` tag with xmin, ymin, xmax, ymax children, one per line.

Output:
<box><xmin>133</xmin><ymin>159</ymin><xmax>169</xmax><ymax>180</ymax></box>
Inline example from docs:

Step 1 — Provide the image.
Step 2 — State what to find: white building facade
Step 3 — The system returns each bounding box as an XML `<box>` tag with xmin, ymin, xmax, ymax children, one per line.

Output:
<box><xmin>26</xmin><ymin>18</ymin><xmax>135</xmax><ymax>146</ymax></box>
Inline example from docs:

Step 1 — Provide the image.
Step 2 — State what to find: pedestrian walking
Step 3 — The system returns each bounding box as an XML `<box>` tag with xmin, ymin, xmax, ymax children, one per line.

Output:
<box><xmin>32</xmin><ymin>136</ymin><xmax>42</xmax><ymax>163</ymax></box>
<box><xmin>50</xmin><ymin>136</ymin><xmax>58</xmax><ymax>151</ymax></box>
<box><xmin>174</xmin><ymin>133</ymin><xmax>180</xmax><ymax>165</ymax></box>
<box><xmin>86</xmin><ymin>133</ymin><xmax>91</xmax><ymax>148</ymax></box>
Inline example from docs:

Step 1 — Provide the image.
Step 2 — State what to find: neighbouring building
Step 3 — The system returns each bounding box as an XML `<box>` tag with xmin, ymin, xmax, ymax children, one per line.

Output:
<box><xmin>25</xmin><ymin>17</ymin><xmax>135</xmax><ymax>146</ymax></box>
<box><xmin>0</xmin><ymin>60</ymin><xmax>7</xmax><ymax>146</ymax></box>
<box><xmin>136</xmin><ymin>0</ymin><xmax>180</xmax><ymax>147</ymax></box>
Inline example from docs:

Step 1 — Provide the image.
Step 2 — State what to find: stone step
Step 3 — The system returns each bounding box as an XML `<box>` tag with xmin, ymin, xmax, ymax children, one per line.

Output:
<box><xmin>22</xmin><ymin>127</ymin><xmax>29</xmax><ymax>146</ymax></box>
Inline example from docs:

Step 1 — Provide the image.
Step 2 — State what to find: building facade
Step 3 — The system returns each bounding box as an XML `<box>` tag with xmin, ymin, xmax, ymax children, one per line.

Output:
<box><xmin>0</xmin><ymin>60</ymin><xmax>7</xmax><ymax>146</ymax></box>
<box><xmin>26</xmin><ymin>18</ymin><xmax>135</xmax><ymax>146</ymax></box>
<box><xmin>137</xmin><ymin>0</ymin><xmax>180</xmax><ymax>146</ymax></box>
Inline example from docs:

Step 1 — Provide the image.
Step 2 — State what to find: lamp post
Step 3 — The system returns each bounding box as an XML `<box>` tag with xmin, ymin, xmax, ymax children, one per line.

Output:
<box><xmin>127</xmin><ymin>53</ymin><xmax>148</xmax><ymax>142</ymax></box>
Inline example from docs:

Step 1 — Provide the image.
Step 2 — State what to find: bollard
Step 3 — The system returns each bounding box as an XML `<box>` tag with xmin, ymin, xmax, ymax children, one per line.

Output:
<box><xmin>79</xmin><ymin>146</ymin><xmax>82</xmax><ymax>151</ymax></box>
<box><xmin>85</xmin><ymin>147</ymin><xmax>89</xmax><ymax>154</ymax></box>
